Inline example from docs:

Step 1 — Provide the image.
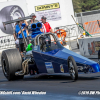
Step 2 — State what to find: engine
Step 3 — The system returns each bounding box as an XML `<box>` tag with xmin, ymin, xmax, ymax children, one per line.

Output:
<box><xmin>28</xmin><ymin>22</ymin><xmax>42</xmax><ymax>38</ymax></box>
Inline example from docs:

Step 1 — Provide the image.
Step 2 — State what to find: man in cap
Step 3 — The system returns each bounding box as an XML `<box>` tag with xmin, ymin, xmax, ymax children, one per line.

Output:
<box><xmin>41</xmin><ymin>16</ymin><xmax>54</xmax><ymax>33</ymax></box>
<box><xmin>27</xmin><ymin>13</ymin><xmax>39</xmax><ymax>34</ymax></box>
<box><xmin>28</xmin><ymin>13</ymin><xmax>39</xmax><ymax>25</ymax></box>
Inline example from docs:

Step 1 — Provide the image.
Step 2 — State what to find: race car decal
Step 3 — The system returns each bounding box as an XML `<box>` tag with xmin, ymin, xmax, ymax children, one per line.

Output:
<box><xmin>60</xmin><ymin>64</ymin><xmax>64</xmax><ymax>73</ymax></box>
<box><xmin>33</xmin><ymin>46</ymin><xmax>38</xmax><ymax>51</ymax></box>
<box><xmin>45</xmin><ymin>62</ymin><xmax>54</xmax><ymax>73</ymax></box>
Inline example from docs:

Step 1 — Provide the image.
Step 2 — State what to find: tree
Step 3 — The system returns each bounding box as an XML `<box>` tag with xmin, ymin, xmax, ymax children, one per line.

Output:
<box><xmin>80</xmin><ymin>0</ymin><xmax>100</xmax><ymax>12</ymax></box>
<box><xmin>72</xmin><ymin>0</ymin><xmax>100</xmax><ymax>13</ymax></box>
<box><xmin>72</xmin><ymin>0</ymin><xmax>82</xmax><ymax>13</ymax></box>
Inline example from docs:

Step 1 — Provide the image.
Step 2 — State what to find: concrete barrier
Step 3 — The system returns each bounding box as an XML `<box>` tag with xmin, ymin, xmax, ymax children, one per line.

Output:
<box><xmin>79</xmin><ymin>36</ymin><xmax>100</xmax><ymax>58</ymax></box>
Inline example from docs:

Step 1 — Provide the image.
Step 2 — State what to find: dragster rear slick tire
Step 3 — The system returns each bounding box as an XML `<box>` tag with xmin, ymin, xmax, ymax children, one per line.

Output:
<box><xmin>1</xmin><ymin>49</ymin><xmax>24</xmax><ymax>81</ymax></box>
<box><xmin>68</xmin><ymin>56</ymin><xmax>78</xmax><ymax>80</ymax></box>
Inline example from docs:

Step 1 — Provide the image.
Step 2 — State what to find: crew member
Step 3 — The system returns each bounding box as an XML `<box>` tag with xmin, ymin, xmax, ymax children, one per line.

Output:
<box><xmin>28</xmin><ymin>13</ymin><xmax>39</xmax><ymax>35</ymax></box>
<box><xmin>41</xmin><ymin>16</ymin><xmax>54</xmax><ymax>33</ymax></box>
<box><xmin>15</xmin><ymin>18</ymin><xmax>29</xmax><ymax>55</ymax></box>
<box><xmin>28</xmin><ymin>13</ymin><xmax>39</xmax><ymax>24</ymax></box>
<box><xmin>13</xmin><ymin>22</ymin><xmax>19</xmax><ymax>49</ymax></box>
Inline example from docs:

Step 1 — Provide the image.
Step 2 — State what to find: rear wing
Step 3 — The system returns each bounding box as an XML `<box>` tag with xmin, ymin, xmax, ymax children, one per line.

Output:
<box><xmin>3</xmin><ymin>16</ymin><xmax>32</xmax><ymax>30</ymax></box>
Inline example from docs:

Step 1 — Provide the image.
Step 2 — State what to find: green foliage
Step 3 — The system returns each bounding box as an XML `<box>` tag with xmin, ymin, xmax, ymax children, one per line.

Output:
<box><xmin>72</xmin><ymin>0</ymin><xmax>100</xmax><ymax>13</ymax></box>
<box><xmin>72</xmin><ymin>0</ymin><xmax>82</xmax><ymax>13</ymax></box>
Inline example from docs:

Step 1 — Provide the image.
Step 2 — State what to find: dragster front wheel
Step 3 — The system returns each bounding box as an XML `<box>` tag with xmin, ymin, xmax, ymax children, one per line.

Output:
<box><xmin>68</xmin><ymin>56</ymin><xmax>78</xmax><ymax>80</ymax></box>
<box><xmin>1</xmin><ymin>49</ymin><xmax>24</xmax><ymax>81</ymax></box>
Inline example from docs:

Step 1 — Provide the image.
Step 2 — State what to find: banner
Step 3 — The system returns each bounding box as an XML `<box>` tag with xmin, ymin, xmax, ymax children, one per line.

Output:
<box><xmin>0</xmin><ymin>0</ymin><xmax>28</xmax><ymax>49</ymax></box>
<box><xmin>0</xmin><ymin>0</ymin><xmax>28</xmax><ymax>36</ymax></box>
<box><xmin>35</xmin><ymin>3</ymin><xmax>61</xmax><ymax>21</ymax></box>
<box><xmin>35</xmin><ymin>3</ymin><xmax>60</xmax><ymax>11</ymax></box>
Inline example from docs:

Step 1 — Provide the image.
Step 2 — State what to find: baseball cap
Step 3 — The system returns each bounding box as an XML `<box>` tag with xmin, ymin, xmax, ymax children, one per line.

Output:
<box><xmin>41</xmin><ymin>16</ymin><xmax>47</xmax><ymax>20</ymax></box>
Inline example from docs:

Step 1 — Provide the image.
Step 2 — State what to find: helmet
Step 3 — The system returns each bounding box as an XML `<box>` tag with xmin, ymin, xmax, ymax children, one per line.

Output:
<box><xmin>40</xmin><ymin>35</ymin><xmax>51</xmax><ymax>46</ymax></box>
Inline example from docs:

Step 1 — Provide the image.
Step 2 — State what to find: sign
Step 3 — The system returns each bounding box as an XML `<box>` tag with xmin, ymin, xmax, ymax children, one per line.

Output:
<box><xmin>45</xmin><ymin>62</ymin><xmax>54</xmax><ymax>73</ymax></box>
<box><xmin>35</xmin><ymin>3</ymin><xmax>60</xmax><ymax>12</ymax></box>
<box><xmin>0</xmin><ymin>0</ymin><xmax>28</xmax><ymax>49</ymax></box>
<box><xmin>0</xmin><ymin>0</ymin><xmax>28</xmax><ymax>36</ymax></box>
<box><xmin>0</xmin><ymin>35</ymin><xmax>15</xmax><ymax>49</ymax></box>
<box><xmin>60</xmin><ymin>64</ymin><xmax>64</xmax><ymax>73</ymax></box>
<box><xmin>35</xmin><ymin>3</ymin><xmax>61</xmax><ymax>21</ymax></box>
<box><xmin>83</xmin><ymin>20</ymin><xmax>100</xmax><ymax>35</ymax></box>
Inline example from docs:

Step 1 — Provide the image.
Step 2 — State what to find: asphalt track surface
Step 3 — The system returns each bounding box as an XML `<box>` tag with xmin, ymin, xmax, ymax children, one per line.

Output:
<box><xmin>0</xmin><ymin>49</ymin><xmax>100</xmax><ymax>100</ymax></box>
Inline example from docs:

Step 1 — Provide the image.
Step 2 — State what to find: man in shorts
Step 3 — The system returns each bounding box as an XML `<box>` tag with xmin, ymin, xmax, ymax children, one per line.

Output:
<box><xmin>15</xmin><ymin>18</ymin><xmax>29</xmax><ymax>54</ymax></box>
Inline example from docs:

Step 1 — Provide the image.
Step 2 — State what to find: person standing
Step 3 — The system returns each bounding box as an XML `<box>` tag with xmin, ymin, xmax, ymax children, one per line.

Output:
<box><xmin>13</xmin><ymin>22</ymin><xmax>19</xmax><ymax>49</ymax></box>
<box><xmin>15</xmin><ymin>19</ymin><xmax>29</xmax><ymax>54</ymax></box>
<box><xmin>28</xmin><ymin>13</ymin><xmax>39</xmax><ymax>24</ymax></box>
<box><xmin>27</xmin><ymin>13</ymin><xmax>39</xmax><ymax>35</ymax></box>
<box><xmin>41</xmin><ymin>16</ymin><xmax>54</xmax><ymax>33</ymax></box>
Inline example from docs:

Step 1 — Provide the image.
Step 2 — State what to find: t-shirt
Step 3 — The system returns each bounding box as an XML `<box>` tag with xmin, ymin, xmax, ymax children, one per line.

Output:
<box><xmin>15</xmin><ymin>24</ymin><xmax>27</xmax><ymax>39</ymax></box>
<box><xmin>42</xmin><ymin>22</ymin><xmax>51</xmax><ymax>33</ymax></box>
